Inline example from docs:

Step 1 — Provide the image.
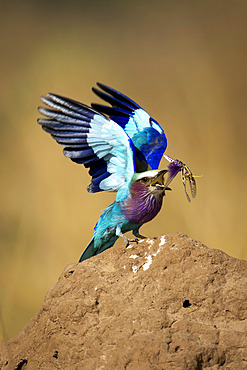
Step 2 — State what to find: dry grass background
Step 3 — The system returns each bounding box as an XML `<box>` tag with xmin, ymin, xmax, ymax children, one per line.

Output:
<box><xmin>0</xmin><ymin>0</ymin><xmax>246</xmax><ymax>341</ymax></box>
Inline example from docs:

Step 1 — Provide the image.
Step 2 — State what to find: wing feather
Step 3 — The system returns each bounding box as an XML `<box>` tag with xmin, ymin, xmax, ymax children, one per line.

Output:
<box><xmin>92</xmin><ymin>83</ymin><xmax>167</xmax><ymax>170</ymax></box>
<box><xmin>38</xmin><ymin>93</ymin><xmax>135</xmax><ymax>193</ymax></box>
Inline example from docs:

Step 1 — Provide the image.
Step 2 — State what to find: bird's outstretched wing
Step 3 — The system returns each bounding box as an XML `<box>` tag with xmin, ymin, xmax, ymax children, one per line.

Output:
<box><xmin>92</xmin><ymin>83</ymin><xmax>167</xmax><ymax>171</ymax></box>
<box><xmin>37</xmin><ymin>94</ymin><xmax>135</xmax><ymax>193</ymax></box>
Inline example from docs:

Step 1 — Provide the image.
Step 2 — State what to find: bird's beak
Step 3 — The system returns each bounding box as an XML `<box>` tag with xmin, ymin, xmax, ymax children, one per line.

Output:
<box><xmin>150</xmin><ymin>170</ymin><xmax>167</xmax><ymax>188</ymax></box>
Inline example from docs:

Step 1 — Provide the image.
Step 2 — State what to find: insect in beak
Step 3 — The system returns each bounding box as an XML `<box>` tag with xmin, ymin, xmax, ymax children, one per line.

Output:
<box><xmin>163</xmin><ymin>154</ymin><xmax>198</xmax><ymax>202</ymax></box>
<box><xmin>181</xmin><ymin>165</ymin><xmax>197</xmax><ymax>202</ymax></box>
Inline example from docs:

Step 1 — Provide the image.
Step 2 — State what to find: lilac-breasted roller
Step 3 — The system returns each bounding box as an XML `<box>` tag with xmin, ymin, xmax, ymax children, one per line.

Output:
<box><xmin>37</xmin><ymin>83</ymin><xmax>196</xmax><ymax>262</ymax></box>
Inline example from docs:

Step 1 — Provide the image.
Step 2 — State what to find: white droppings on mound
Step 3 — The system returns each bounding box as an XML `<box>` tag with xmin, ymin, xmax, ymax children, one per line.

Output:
<box><xmin>146</xmin><ymin>238</ymin><xmax>154</xmax><ymax>249</ymax></box>
<box><xmin>130</xmin><ymin>236</ymin><xmax>166</xmax><ymax>273</ymax></box>
<box><xmin>152</xmin><ymin>247</ymin><xmax>161</xmax><ymax>257</ymax></box>
<box><xmin>159</xmin><ymin>235</ymin><xmax>166</xmax><ymax>246</ymax></box>
<box><xmin>137</xmin><ymin>239</ymin><xmax>145</xmax><ymax>243</ymax></box>
<box><xmin>142</xmin><ymin>240</ymin><xmax>164</xmax><ymax>271</ymax></box>
<box><xmin>143</xmin><ymin>255</ymin><xmax>153</xmax><ymax>271</ymax></box>
<box><xmin>132</xmin><ymin>265</ymin><xmax>138</xmax><ymax>274</ymax></box>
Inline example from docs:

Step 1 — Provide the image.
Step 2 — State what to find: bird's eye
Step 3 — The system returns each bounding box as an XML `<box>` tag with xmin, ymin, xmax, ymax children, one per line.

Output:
<box><xmin>136</xmin><ymin>177</ymin><xmax>149</xmax><ymax>183</ymax></box>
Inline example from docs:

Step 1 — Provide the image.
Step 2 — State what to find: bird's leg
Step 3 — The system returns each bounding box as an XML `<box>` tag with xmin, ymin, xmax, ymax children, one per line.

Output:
<box><xmin>132</xmin><ymin>229</ymin><xmax>147</xmax><ymax>240</ymax></box>
<box><xmin>119</xmin><ymin>233</ymin><xmax>139</xmax><ymax>247</ymax></box>
<box><xmin>116</xmin><ymin>226</ymin><xmax>139</xmax><ymax>247</ymax></box>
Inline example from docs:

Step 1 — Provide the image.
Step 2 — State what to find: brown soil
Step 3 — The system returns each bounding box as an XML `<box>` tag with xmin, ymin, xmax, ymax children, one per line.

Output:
<box><xmin>1</xmin><ymin>233</ymin><xmax>247</xmax><ymax>369</ymax></box>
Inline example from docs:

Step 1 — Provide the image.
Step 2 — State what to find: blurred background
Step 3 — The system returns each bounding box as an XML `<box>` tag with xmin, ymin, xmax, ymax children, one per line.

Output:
<box><xmin>1</xmin><ymin>0</ymin><xmax>247</xmax><ymax>342</ymax></box>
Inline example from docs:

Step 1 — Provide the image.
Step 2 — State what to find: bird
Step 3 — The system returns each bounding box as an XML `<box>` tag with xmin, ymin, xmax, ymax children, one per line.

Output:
<box><xmin>37</xmin><ymin>83</ymin><xmax>196</xmax><ymax>262</ymax></box>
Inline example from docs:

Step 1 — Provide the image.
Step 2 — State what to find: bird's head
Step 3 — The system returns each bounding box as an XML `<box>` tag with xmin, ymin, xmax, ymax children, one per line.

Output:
<box><xmin>131</xmin><ymin>170</ymin><xmax>169</xmax><ymax>196</ymax></box>
<box><xmin>123</xmin><ymin>170</ymin><xmax>170</xmax><ymax>224</ymax></box>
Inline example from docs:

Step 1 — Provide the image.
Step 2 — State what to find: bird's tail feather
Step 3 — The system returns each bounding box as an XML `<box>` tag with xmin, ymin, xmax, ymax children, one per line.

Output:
<box><xmin>78</xmin><ymin>238</ymin><xmax>96</xmax><ymax>262</ymax></box>
<box><xmin>78</xmin><ymin>236</ymin><xmax>117</xmax><ymax>262</ymax></box>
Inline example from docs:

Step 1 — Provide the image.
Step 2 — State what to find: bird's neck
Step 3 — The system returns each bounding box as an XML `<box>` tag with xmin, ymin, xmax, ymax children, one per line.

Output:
<box><xmin>122</xmin><ymin>182</ymin><xmax>164</xmax><ymax>225</ymax></box>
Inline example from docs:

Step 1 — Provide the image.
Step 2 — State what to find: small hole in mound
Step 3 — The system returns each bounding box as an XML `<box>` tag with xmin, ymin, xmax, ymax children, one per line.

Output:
<box><xmin>95</xmin><ymin>300</ymin><xmax>99</xmax><ymax>306</ymax></box>
<box><xmin>183</xmin><ymin>299</ymin><xmax>191</xmax><ymax>308</ymax></box>
<box><xmin>15</xmin><ymin>359</ymin><xmax>28</xmax><ymax>369</ymax></box>
<box><xmin>53</xmin><ymin>351</ymin><xmax>58</xmax><ymax>359</ymax></box>
<box><xmin>64</xmin><ymin>270</ymin><xmax>75</xmax><ymax>278</ymax></box>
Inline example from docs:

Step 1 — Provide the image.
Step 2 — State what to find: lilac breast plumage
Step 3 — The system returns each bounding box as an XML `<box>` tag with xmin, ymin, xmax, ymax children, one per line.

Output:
<box><xmin>122</xmin><ymin>183</ymin><xmax>164</xmax><ymax>225</ymax></box>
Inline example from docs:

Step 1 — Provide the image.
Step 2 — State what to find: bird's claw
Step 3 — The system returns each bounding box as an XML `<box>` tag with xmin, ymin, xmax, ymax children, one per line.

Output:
<box><xmin>132</xmin><ymin>231</ymin><xmax>147</xmax><ymax>239</ymax></box>
<box><xmin>117</xmin><ymin>232</ymin><xmax>139</xmax><ymax>247</ymax></box>
<box><xmin>125</xmin><ymin>237</ymin><xmax>139</xmax><ymax>248</ymax></box>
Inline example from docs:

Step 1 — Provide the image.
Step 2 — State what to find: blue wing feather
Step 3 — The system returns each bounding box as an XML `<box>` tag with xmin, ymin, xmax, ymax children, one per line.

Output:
<box><xmin>92</xmin><ymin>83</ymin><xmax>167</xmax><ymax>170</ymax></box>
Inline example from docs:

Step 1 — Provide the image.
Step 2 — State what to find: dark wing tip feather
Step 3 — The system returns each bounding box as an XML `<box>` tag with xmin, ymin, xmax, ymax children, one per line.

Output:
<box><xmin>92</xmin><ymin>87</ymin><xmax>134</xmax><ymax>112</ymax></box>
<box><xmin>91</xmin><ymin>103</ymin><xmax>133</xmax><ymax>117</ymax></box>
<box><xmin>40</xmin><ymin>92</ymin><xmax>101</xmax><ymax>117</ymax></box>
<box><xmin>94</xmin><ymin>82</ymin><xmax>141</xmax><ymax>110</ymax></box>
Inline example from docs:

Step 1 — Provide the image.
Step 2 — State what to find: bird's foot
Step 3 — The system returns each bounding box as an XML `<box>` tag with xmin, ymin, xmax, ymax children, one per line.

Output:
<box><xmin>125</xmin><ymin>237</ymin><xmax>139</xmax><ymax>248</ymax></box>
<box><xmin>132</xmin><ymin>231</ymin><xmax>147</xmax><ymax>240</ymax></box>
<box><xmin>118</xmin><ymin>232</ymin><xmax>139</xmax><ymax>248</ymax></box>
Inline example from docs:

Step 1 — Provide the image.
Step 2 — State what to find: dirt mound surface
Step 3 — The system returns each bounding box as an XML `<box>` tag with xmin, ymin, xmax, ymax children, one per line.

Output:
<box><xmin>1</xmin><ymin>233</ymin><xmax>247</xmax><ymax>369</ymax></box>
